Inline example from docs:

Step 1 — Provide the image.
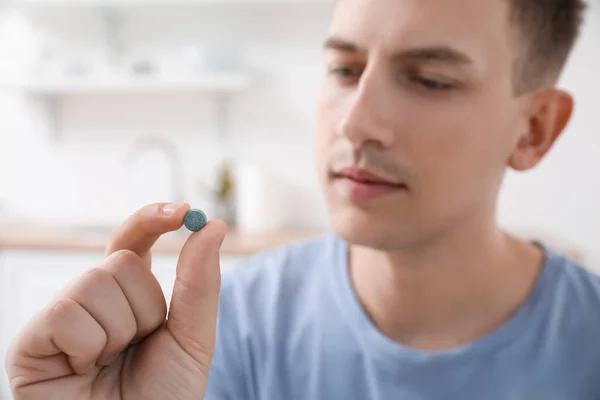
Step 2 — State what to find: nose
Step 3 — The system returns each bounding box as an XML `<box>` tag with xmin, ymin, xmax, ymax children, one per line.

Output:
<box><xmin>337</xmin><ymin>68</ymin><xmax>395</xmax><ymax>149</ymax></box>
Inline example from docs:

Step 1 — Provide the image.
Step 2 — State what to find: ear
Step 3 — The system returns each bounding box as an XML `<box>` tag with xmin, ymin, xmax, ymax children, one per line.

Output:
<box><xmin>508</xmin><ymin>90</ymin><xmax>574</xmax><ymax>171</ymax></box>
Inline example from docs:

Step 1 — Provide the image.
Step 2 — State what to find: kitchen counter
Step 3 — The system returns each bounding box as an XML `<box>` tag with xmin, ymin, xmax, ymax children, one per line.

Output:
<box><xmin>0</xmin><ymin>224</ymin><xmax>586</xmax><ymax>262</ymax></box>
<box><xmin>0</xmin><ymin>224</ymin><xmax>325</xmax><ymax>256</ymax></box>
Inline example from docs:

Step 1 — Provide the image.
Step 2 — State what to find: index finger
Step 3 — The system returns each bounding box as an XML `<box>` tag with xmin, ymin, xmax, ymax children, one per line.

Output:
<box><xmin>105</xmin><ymin>202</ymin><xmax>191</xmax><ymax>263</ymax></box>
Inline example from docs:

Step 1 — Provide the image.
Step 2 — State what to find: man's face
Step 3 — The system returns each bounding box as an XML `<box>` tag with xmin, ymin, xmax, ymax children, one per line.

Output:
<box><xmin>316</xmin><ymin>0</ymin><xmax>532</xmax><ymax>250</ymax></box>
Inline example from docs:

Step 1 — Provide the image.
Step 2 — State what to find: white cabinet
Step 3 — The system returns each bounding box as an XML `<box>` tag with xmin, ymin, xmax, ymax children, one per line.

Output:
<box><xmin>0</xmin><ymin>250</ymin><xmax>243</xmax><ymax>399</ymax></box>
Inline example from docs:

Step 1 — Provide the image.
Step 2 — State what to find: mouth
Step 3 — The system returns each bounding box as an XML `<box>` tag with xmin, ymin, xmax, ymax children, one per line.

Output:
<box><xmin>331</xmin><ymin>167</ymin><xmax>408</xmax><ymax>202</ymax></box>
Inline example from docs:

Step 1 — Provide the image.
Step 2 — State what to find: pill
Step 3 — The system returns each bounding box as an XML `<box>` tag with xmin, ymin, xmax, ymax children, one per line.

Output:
<box><xmin>184</xmin><ymin>209</ymin><xmax>207</xmax><ymax>232</ymax></box>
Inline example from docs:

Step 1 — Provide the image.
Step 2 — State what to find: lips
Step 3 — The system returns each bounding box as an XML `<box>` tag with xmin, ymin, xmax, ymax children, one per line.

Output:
<box><xmin>332</xmin><ymin>167</ymin><xmax>407</xmax><ymax>202</ymax></box>
<box><xmin>334</xmin><ymin>167</ymin><xmax>397</xmax><ymax>185</ymax></box>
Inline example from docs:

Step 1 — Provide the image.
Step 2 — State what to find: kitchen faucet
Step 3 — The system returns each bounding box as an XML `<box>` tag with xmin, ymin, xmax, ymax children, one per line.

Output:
<box><xmin>123</xmin><ymin>135</ymin><xmax>185</xmax><ymax>204</ymax></box>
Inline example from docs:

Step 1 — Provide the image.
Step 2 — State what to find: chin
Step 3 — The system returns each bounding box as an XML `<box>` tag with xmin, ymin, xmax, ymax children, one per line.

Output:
<box><xmin>328</xmin><ymin>204</ymin><xmax>404</xmax><ymax>251</ymax></box>
<box><xmin>321</xmin><ymin>177</ymin><xmax>430</xmax><ymax>250</ymax></box>
<box><xmin>326</xmin><ymin>192</ymin><xmax>445</xmax><ymax>251</ymax></box>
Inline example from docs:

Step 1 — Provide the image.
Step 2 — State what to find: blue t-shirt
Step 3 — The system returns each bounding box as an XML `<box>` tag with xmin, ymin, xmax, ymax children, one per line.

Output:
<box><xmin>205</xmin><ymin>234</ymin><xmax>600</xmax><ymax>400</ymax></box>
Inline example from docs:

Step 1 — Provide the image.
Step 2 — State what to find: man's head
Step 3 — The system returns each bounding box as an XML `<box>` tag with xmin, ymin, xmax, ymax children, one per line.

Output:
<box><xmin>315</xmin><ymin>0</ymin><xmax>585</xmax><ymax>250</ymax></box>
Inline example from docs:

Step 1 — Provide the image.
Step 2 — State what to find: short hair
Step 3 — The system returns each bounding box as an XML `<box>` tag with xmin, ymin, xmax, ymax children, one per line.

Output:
<box><xmin>509</xmin><ymin>0</ymin><xmax>588</xmax><ymax>94</ymax></box>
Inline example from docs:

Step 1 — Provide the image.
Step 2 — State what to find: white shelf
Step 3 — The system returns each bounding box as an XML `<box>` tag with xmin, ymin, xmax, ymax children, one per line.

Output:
<box><xmin>2</xmin><ymin>72</ymin><xmax>252</xmax><ymax>95</ymax></box>
<box><xmin>20</xmin><ymin>0</ymin><xmax>331</xmax><ymax>8</ymax></box>
<box><xmin>0</xmin><ymin>72</ymin><xmax>250</xmax><ymax>141</ymax></box>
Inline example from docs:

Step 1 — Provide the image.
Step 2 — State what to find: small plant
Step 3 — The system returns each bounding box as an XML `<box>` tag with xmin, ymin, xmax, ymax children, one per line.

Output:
<box><xmin>198</xmin><ymin>161</ymin><xmax>234</xmax><ymax>202</ymax></box>
<box><xmin>214</xmin><ymin>162</ymin><xmax>233</xmax><ymax>201</ymax></box>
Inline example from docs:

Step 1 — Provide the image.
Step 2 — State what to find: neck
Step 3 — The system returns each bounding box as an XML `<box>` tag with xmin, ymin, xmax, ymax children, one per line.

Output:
<box><xmin>349</xmin><ymin>208</ymin><xmax>544</xmax><ymax>351</ymax></box>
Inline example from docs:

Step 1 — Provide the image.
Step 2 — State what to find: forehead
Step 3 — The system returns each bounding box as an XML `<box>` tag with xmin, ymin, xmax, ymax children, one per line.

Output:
<box><xmin>328</xmin><ymin>0</ymin><xmax>516</xmax><ymax>71</ymax></box>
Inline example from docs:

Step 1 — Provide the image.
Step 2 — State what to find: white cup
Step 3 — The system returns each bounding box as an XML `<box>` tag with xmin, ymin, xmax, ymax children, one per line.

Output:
<box><xmin>234</xmin><ymin>163</ymin><xmax>286</xmax><ymax>234</ymax></box>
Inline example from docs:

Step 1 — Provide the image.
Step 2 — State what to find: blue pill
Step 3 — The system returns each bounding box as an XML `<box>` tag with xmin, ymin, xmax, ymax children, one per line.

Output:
<box><xmin>184</xmin><ymin>209</ymin><xmax>207</xmax><ymax>232</ymax></box>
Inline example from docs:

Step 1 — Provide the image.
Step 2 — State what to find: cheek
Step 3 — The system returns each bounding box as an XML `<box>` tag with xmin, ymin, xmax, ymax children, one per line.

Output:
<box><xmin>405</xmin><ymin>101</ymin><xmax>512</xmax><ymax>202</ymax></box>
<box><xmin>415</xmin><ymin>94</ymin><xmax>508</xmax><ymax>159</ymax></box>
<box><xmin>314</xmin><ymin>93</ymin><xmax>340</xmax><ymax>174</ymax></box>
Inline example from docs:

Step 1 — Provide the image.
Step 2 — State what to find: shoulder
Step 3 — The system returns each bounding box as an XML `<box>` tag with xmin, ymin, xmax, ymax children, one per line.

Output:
<box><xmin>548</xmin><ymin>249</ymin><xmax>600</xmax><ymax>308</ymax></box>
<box><xmin>527</xmin><ymin>246</ymin><xmax>600</xmax><ymax>383</ymax></box>
<box><xmin>540</xmin><ymin>244</ymin><xmax>600</xmax><ymax>332</ymax></box>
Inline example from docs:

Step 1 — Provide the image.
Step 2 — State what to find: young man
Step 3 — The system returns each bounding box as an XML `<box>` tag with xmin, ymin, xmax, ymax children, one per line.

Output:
<box><xmin>6</xmin><ymin>0</ymin><xmax>597</xmax><ymax>399</ymax></box>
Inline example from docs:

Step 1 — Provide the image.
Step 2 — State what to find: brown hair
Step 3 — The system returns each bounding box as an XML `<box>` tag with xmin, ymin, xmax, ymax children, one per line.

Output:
<box><xmin>510</xmin><ymin>0</ymin><xmax>588</xmax><ymax>93</ymax></box>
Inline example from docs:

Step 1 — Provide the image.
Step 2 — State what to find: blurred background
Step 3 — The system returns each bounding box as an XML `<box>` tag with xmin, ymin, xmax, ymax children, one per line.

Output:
<box><xmin>0</xmin><ymin>0</ymin><xmax>598</xmax><ymax>398</ymax></box>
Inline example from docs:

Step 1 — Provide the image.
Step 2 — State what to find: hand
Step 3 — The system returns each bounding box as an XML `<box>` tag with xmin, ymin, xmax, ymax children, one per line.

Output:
<box><xmin>5</xmin><ymin>203</ymin><xmax>227</xmax><ymax>400</ymax></box>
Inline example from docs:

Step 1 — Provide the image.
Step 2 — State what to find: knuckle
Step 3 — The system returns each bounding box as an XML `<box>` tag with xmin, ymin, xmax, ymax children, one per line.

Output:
<box><xmin>111</xmin><ymin>249</ymin><xmax>145</xmax><ymax>272</ymax></box>
<box><xmin>82</xmin><ymin>266</ymin><xmax>113</xmax><ymax>286</ymax></box>
<box><xmin>49</xmin><ymin>299</ymin><xmax>108</xmax><ymax>350</ymax></box>
<box><xmin>49</xmin><ymin>298</ymin><xmax>81</xmax><ymax>322</ymax></box>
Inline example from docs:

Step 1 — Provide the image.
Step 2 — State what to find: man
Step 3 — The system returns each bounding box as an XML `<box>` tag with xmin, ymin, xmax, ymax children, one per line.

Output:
<box><xmin>6</xmin><ymin>0</ymin><xmax>598</xmax><ymax>398</ymax></box>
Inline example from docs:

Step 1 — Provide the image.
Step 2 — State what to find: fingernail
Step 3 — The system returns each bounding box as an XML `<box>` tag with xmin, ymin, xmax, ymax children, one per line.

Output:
<box><xmin>163</xmin><ymin>203</ymin><xmax>185</xmax><ymax>216</ymax></box>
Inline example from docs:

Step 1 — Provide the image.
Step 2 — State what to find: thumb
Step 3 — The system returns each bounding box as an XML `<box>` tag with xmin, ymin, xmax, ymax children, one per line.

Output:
<box><xmin>167</xmin><ymin>219</ymin><xmax>227</xmax><ymax>367</ymax></box>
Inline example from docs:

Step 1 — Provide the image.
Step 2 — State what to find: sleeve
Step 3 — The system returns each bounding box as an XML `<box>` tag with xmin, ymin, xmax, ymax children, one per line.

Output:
<box><xmin>203</xmin><ymin>269</ymin><xmax>253</xmax><ymax>400</ymax></box>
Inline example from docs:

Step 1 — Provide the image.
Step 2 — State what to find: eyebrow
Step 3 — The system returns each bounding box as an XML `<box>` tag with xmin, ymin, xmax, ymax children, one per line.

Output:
<box><xmin>323</xmin><ymin>37</ymin><xmax>473</xmax><ymax>65</ymax></box>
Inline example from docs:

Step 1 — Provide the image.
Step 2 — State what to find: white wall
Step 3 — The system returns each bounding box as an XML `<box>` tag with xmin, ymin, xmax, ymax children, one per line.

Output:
<box><xmin>0</xmin><ymin>2</ymin><xmax>598</xmax><ymax>267</ymax></box>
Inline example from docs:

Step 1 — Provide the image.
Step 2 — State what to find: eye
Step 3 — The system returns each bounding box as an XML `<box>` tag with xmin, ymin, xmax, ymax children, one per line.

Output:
<box><xmin>328</xmin><ymin>65</ymin><xmax>362</xmax><ymax>84</ymax></box>
<box><xmin>332</xmin><ymin>67</ymin><xmax>360</xmax><ymax>77</ymax></box>
<box><xmin>413</xmin><ymin>76</ymin><xmax>454</xmax><ymax>91</ymax></box>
